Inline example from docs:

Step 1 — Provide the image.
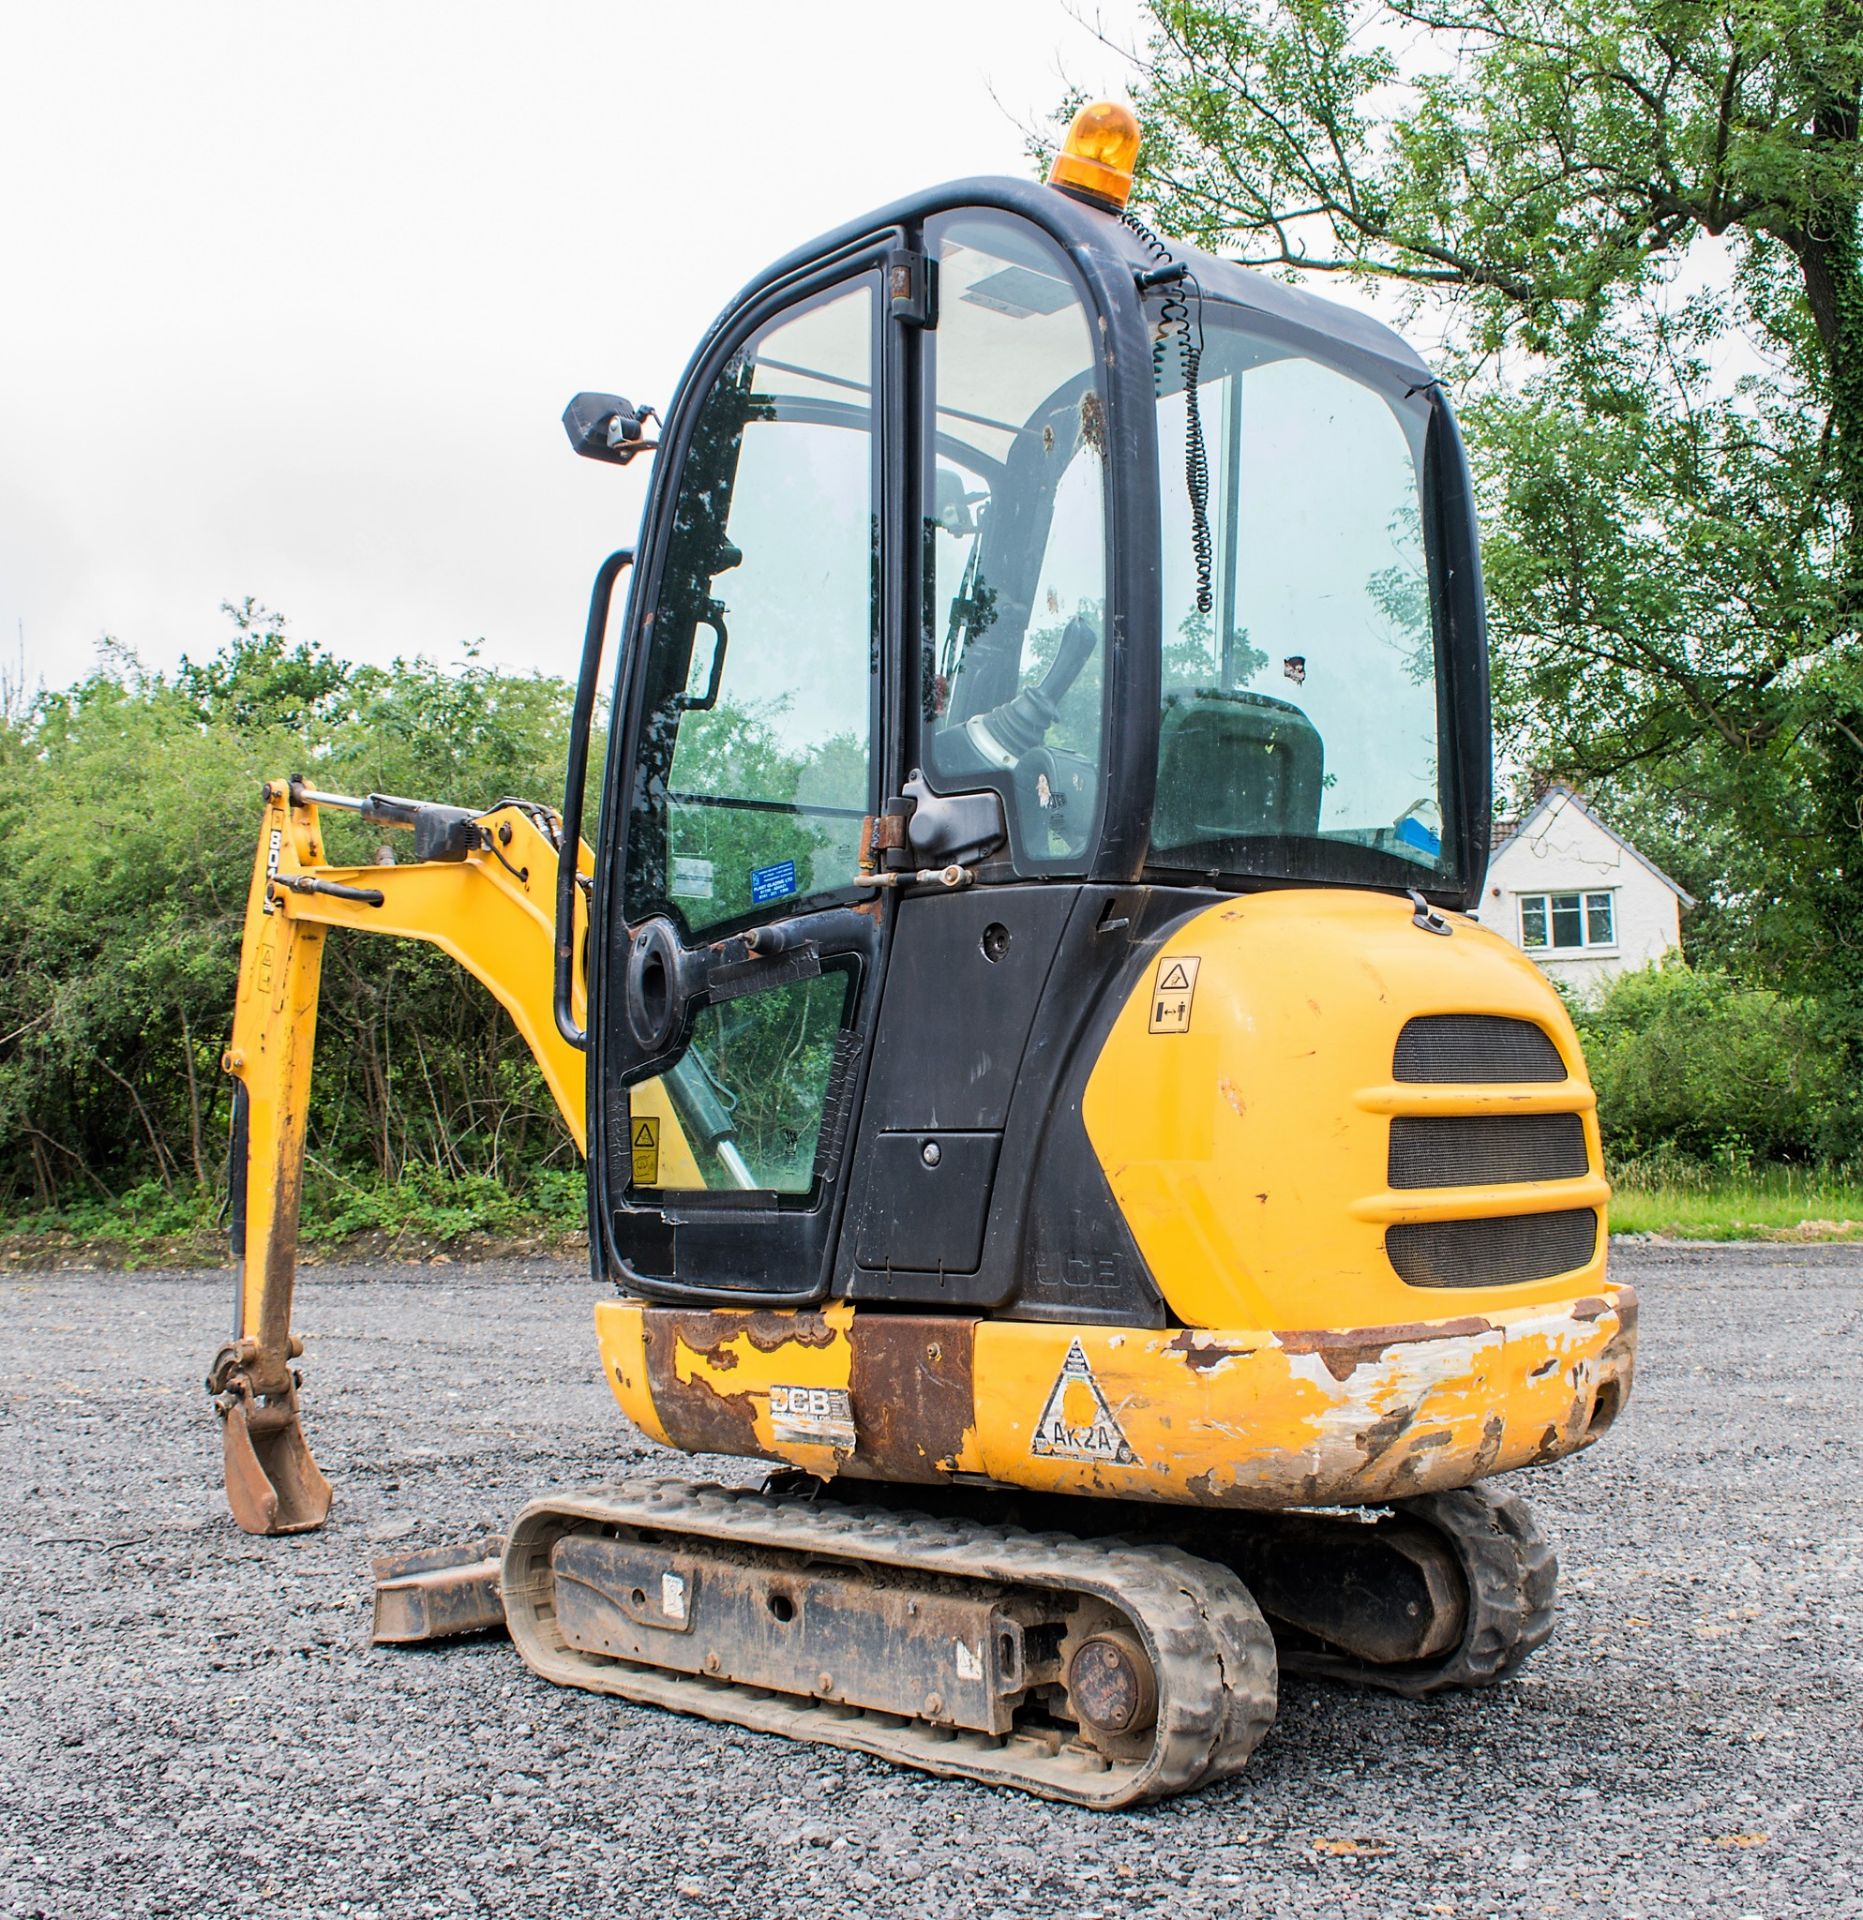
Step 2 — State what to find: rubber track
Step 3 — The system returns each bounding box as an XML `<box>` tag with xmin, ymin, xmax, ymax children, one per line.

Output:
<box><xmin>1278</xmin><ymin>1482</ymin><xmax>1558</xmax><ymax>1698</ymax></box>
<box><xmin>502</xmin><ymin>1478</ymin><xmax>1277</xmax><ymax>1808</ymax></box>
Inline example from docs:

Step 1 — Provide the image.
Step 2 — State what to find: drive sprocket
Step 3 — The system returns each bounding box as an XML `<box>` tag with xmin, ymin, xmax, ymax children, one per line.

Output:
<box><xmin>1275</xmin><ymin>1482</ymin><xmax>1557</xmax><ymax>1697</ymax></box>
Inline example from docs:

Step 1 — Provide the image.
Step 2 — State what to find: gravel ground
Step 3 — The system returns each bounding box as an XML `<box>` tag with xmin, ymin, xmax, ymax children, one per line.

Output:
<box><xmin>2</xmin><ymin>1242</ymin><xmax>1860</xmax><ymax>1920</ymax></box>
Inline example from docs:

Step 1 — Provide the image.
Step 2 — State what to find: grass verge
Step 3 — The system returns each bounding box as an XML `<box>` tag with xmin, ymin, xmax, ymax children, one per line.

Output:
<box><xmin>7</xmin><ymin>1160</ymin><xmax>1863</xmax><ymax>1265</ymax></box>
<box><xmin>1607</xmin><ymin>1159</ymin><xmax>1863</xmax><ymax>1241</ymax></box>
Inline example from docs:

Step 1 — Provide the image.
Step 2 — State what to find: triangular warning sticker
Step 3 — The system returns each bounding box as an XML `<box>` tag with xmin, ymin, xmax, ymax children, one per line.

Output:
<box><xmin>1030</xmin><ymin>1340</ymin><xmax>1137</xmax><ymax>1465</ymax></box>
<box><xmin>629</xmin><ymin>1114</ymin><xmax>661</xmax><ymax>1185</ymax></box>
<box><xmin>1158</xmin><ymin>961</ymin><xmax>1192</xmax><ymax>992</ymax></box>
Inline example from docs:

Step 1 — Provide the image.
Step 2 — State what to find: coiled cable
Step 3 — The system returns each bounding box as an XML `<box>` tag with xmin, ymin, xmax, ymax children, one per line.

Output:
<box><xmin>1121</xmin><ymin>209</ymin><xmax>1214</xmax><ymax>616</ymax></box>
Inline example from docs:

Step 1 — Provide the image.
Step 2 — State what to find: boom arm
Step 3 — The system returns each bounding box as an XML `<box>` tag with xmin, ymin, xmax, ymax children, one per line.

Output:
<box><xmin>205</xmin><ymin>778</ymin><xmax>698</xmax><ymax>1535</ymax></box>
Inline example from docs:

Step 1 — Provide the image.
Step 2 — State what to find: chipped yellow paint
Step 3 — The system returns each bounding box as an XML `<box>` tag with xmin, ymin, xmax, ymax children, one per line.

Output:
<box><xmin>596</xmin><ymin>1298</ymin><xmax>858</xmax><ymax>1478</ymax></box>
<box><xmin>966</xmin><ymin>1289</ymin><xmax>1633</xmax><ymax>1507</ymax></box>
<box><xmin>1083</xmin><ymin>889</ymin><xmax>1610</xmax><ymax>1331</ymax></box>
<box><xmin>597</xmin><ymin>1302</ymin><xmax>667</xmax><ymax>1444</ymax></box>
<box><xmin>596</xmin><ymin>1286</ymin><xmax>1634</xmax><ymax>1511</ymax></box>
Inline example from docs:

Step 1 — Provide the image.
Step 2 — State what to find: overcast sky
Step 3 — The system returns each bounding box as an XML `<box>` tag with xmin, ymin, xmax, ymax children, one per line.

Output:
<box><xmin>0</xmin><ymin>0</ymin><xmax>1151</xmax><ymax>697</ymax></box>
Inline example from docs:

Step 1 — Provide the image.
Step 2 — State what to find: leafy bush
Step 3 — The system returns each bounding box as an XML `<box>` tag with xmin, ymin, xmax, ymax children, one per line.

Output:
<box><xmin>0</xmin><ymin>608</ymin><xmax>584</xmax><ymax>1219</ymax></box>
<box><xmin>1571</xmin><ymin>962</ymin><xmax>1860</xmax><ymax>1167</ymax></box>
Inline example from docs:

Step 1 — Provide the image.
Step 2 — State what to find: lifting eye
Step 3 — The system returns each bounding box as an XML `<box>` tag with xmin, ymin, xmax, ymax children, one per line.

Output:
<box><xmin>1586</xmin><ymin>1380</ymin><xmax>1623</xmax><ymax>1439</ymax></box>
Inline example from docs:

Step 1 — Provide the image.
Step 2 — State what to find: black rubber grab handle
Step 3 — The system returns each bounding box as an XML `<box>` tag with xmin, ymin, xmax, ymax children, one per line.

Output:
<box><xmin>554</xmin><ymin>548</ymin><xmax>634</xmax><ymax>1049</ymax></box>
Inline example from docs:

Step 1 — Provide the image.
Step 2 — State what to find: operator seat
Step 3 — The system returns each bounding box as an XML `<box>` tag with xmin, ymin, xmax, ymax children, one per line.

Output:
<box><xmin>1152</xmin><ymin>690</ymin><xmax>1324</xmax><ymax>856</ymax></box>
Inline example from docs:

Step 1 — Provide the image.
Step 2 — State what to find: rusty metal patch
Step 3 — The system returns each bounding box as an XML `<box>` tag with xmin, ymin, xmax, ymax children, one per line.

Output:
<box><xmin>1163</xmin><ymin>1329</ymin><xmax>1252</xmax><ymax>1373</ymax></box>
<box><xmin>740</xmin><ymin>1310</ymin><xmax>839</xmax><ymax>1353</ymax></box>
<box><xmin>1599</xmin><ymin>1287</ymin><xmax>1639</xmax><ymax>1370</ymax></box>
<box><xmin>1352</xmin><ymin>1404</ymin><xmax>1417</xmax><ymax>1467</ymax></box>
<box><xmin>1277</xmin><ymin>1316</ymin><xmax>1494</xmax><ymax>1383</ymax></box>
<box><xmin>641</xmin><ymin>1315</ymin><xmax>767</xmax><ymax>1460</ymax></box>
<box><xmin>848</xmin><ymin>1316</ymin><xmax>977</xmax><ymax>1483</ymax></box>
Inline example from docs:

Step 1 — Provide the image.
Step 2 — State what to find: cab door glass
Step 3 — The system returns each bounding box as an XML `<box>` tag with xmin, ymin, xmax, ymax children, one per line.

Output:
<box><xmin>621</xmin><ymin>279</ymin><xmax>876</xmax><ymax>1200</ymax></box>
<box><xmin>665</xmin><ymin>970</ymin><xmax>853</xmax><ymax>1193</ymax></box>
<box><xmin>922</xmin><ymin>214</ymin><xmax>1108</xmax><ymax>869</ymax></box>
<box><xmin>625</xmin><ymin>281</ymin><xmax>877</xmax><ymax>936</ymax></box>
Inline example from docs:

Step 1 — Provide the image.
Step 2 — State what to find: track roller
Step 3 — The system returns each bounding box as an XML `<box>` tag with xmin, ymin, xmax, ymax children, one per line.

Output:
<box><xmin>501</xmin><ymin>1478</ymin><xmax>1277</xmax><ymax>1807</ymax></box>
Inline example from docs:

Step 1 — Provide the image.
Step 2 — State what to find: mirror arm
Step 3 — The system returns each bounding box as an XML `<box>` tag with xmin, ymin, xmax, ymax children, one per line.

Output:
<box><xmin>555</xmin><ymin>548</ymin><xmax>635</xmax><ymax>1050</ymax></box>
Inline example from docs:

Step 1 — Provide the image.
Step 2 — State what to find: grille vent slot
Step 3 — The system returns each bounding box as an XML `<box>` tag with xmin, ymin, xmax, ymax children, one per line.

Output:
<box><xmin>1386</xmin><ymin>1210</ymin><xmax>1598</xmax><ymax>1288</ymax></box>
<box><xmin>1393</xmin><ymin>1015</ymin><xmax>1564</xmax><ymax>1084</ymax></box>
<box><xmin>1388</xmin><ymin>1113</ymin><xmax>1588</xmax><ymax>1190</ymax></box>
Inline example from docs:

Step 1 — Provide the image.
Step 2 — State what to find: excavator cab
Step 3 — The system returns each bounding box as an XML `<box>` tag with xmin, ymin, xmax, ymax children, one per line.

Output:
<box><xmin>578</xmin><ymin>152</ymin><xmax>1489</xmax><ymax>1317</ymax></box>
<box><xmin>212</xmin><ymin>106</ymin><xmax>1633</xmax><ymax>1805</ymax></box>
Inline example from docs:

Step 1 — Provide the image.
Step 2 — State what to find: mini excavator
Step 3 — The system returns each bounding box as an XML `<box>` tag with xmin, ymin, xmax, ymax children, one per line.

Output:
<box><xmin>207</xmin><ymin>105</ymin><xmax>1635</xmax><ymax>1806</ymax></box>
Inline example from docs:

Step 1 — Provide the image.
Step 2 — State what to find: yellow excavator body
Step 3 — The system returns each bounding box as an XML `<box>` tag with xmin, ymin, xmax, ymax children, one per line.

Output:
<box><xmin>597</xmin><ymin>891</ymin><xmax>1629</xmax><ymax>1508</ymax></box>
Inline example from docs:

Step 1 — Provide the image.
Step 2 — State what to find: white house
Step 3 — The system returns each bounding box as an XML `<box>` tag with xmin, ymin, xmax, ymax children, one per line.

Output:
<box><xmin>1478</xmin><ymin>784</ymin><xmax>1694</xmax><ymax>995</ymax></box>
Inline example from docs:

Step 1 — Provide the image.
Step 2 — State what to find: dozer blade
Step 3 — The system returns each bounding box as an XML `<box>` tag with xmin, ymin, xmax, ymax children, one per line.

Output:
<box><xmin>221</xmin><ymin>1392</ymin><xmax>333</xmax><ymax>1537</ymax></box>
<box><xmin>372</xmin><ymin>1536</ymin><xmax>508</xmax><ymax>1644</ymax></box>
<box><xmin>501</xmin><ymin>1478</ymin><xmax>1278</xmax><ymax>1809</ymax></box>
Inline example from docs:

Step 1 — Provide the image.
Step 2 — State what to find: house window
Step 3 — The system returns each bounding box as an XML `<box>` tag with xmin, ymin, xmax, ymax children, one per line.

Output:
<box><xmin>1519</xmin><ymin>890</ymin><xmax>1615</xmax><ymax>951</ymax></box>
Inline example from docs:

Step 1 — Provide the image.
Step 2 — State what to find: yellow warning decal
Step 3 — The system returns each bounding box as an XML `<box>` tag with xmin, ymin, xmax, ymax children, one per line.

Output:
<box><xmin>630</xmin><ymin>1115</ymin><xmax>660</xmax><ymax>1186</ymax></box>
<box><xmin>1147</xmin><ymin>954</ymin><xmax>1201</xmax><ymax>1034</ymax></box>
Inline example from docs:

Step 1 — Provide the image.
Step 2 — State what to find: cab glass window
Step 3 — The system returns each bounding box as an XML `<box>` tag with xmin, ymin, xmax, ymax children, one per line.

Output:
<box><xmin>1153</xmin><ymin>310</ymin><xmax>1453</xmax><ymax>890</ymax></box>
<box><xmin>922</xmin><ymin>214</ymin><xmax>1108</xmax><ymax>869</ymax></box>
<box><xmin>624</xmin><ymin>281</ymin><xmax>877</xmax><ymax>936</ymax></box>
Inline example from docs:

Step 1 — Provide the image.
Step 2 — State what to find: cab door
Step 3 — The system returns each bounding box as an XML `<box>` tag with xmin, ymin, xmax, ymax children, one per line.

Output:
<box><xmin>590</xmin><ymin>258</ymin><xmax>897</xmax><ymax>1303</ymax></box>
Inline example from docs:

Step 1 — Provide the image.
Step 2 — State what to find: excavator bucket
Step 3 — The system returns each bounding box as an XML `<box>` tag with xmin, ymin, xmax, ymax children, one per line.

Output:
<box><xmin>219</xmin><ymin>1385</ymin><xmax>332</xmax><ymax>1536</ymax></box>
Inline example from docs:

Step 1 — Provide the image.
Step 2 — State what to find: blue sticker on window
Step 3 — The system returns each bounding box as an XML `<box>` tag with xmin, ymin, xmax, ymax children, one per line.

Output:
<box><xmin>750</xmin><ymin>858</ymin><xmax>799</xmax><ymax>905</ymax></box>
<box><xmin>1395</xmin><ymin>817</ymin><xmax>1442</xmax><ymax>857</ymax></box>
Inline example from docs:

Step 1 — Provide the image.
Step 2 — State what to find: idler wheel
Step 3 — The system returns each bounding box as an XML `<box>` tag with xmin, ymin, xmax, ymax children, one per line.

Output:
<box><xmin>1067</xmin><ymin>1629</ymin><xmax>1158</xmax><ymax>1739</ymax></box>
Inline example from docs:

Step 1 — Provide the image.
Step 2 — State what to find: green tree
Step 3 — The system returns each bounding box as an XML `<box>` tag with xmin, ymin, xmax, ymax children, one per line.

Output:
<box><xmin>1089</xmin><ymin>0</ymin><xmax>1863</xmax><ymax>986</ymax></box>
<box><xmin>174</xmin><ymin>601</ymin><xmax>354</xmax><ymax>733</ymax></box>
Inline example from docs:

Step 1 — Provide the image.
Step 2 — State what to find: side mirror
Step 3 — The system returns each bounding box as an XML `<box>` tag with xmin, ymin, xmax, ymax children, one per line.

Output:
<box><xmin>562</xmin><ymin>392</ymin><xmax>659</xmax><ymax>465</ymax></box>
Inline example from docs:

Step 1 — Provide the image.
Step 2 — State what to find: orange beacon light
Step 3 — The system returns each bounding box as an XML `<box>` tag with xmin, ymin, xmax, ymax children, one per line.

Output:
<box><xmin>1046</xmin><ymin>100</ymin><xmax>1142</xmax><ymax>211</ymax></box>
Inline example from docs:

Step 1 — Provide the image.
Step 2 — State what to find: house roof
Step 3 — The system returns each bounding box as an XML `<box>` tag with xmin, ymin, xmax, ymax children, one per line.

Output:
<box><xmin>1489</xmin><ymin>783</ymin><xmax>1698</xmax><ymax>909</ymax></box>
